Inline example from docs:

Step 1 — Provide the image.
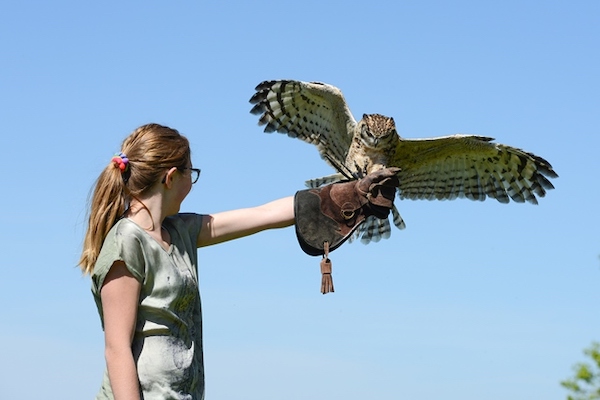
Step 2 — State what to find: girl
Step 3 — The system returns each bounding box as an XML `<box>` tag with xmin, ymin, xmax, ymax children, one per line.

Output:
<box><xmin>80</xmin><ymin>123</ymin><xmax>397</xmax><ymax>399</ymax></box>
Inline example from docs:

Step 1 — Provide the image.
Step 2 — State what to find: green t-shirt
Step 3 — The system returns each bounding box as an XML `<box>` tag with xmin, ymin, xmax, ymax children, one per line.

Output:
<box><xmin>91</xmin><ymin>213</ymin><xmax>205</xmax><ymax>400</ymax></box>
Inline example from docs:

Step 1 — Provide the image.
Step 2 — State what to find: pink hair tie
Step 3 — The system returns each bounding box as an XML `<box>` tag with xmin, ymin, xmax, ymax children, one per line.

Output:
<box><xmin>111</xmin><ymin>152</ymin><xmax>129</xmax><ymax>172</ymax></box>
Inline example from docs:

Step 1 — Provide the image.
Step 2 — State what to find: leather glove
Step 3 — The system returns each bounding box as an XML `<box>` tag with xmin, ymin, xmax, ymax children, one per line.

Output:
<box><xmin>294</xmin><ymin>167</ymin><xmax>400</xmax><ymax>256</ymax></box>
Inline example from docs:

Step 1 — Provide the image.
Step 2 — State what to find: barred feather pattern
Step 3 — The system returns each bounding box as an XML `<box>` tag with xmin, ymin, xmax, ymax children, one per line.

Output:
<box><xmin>250</xmin><ymin>79</ymin><xmax>558</xmax><ymax>244</ymax></box>
<box><xmin>393</xmin><ymin>135</ymin><xmax>557</xmax><ymax>205</ymax></box>
<box><xmin>250</xmin><ymin>80</ymin><xmax>355</xmax><ymax>175</ymax></box>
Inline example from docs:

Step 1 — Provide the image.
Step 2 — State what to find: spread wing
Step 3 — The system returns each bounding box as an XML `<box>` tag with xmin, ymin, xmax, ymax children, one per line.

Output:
<box><xmin>249</xmin><ymin>80</ymin><xmax>356</xmax><ymax>175</ymax></box>
<box><xmin>392</xmin><ymin>135</ymin><xmax>558</xmax><ymax>204</ymax></box>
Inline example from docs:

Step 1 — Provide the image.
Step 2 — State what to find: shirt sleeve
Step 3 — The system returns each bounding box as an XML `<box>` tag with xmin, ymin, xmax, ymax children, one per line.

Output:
<box><xmin>168</xmin><ymin>213</ymin><xmax>205</xmax><ymax>248</ymax></box>
<box><xmin>92</xmin><ymin>222</ymin><xmax>147</xmax><ymax>293</ymax></box>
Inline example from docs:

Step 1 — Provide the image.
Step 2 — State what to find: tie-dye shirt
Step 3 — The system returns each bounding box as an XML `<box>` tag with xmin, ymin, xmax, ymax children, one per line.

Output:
<box><xmin>92</xmin><ymin>214</ymin><xmax>205</xmax><ymax>400</ymax></box>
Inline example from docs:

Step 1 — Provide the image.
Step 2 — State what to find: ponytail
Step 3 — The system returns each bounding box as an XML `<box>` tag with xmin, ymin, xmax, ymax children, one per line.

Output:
<box><xmin>79</xmin><ymin>162</ymin><xmax>128</xmax><ymax>274</ymax></box>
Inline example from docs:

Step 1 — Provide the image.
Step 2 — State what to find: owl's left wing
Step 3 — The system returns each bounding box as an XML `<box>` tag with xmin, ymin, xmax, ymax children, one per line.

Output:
<box><xmin>249</xmin><ymin>80</ymin><xmax>356</xmax><ymax>176</ymax></box>
<box><xmin>392</xmin><ymin>135</ymin><xmax>558</xmax><ymax>204</ymax></box>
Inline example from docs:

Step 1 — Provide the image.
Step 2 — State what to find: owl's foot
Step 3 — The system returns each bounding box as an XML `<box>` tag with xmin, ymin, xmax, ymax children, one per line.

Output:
<box><xmin>351</xmin><ymin>162</ymin><xmax>369</xmax><ymax>180</ymax></box>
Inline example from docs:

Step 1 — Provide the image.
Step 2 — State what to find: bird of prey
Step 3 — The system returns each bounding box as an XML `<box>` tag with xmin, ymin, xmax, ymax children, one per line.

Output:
<box><xmin>249</xmin><ymin>79</ymin><xmax>558</xmax><ymax>243</ymax></box>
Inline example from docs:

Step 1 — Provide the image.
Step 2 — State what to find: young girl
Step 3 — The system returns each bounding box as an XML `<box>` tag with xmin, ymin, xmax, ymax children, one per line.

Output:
<box><xmin>80</xmin><ymin>123</ymin><xmax>397</xmax><ymax>399</ymax></box>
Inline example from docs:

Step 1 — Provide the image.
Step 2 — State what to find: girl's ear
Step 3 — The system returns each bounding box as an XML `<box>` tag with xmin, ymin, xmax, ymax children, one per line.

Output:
<box><xmin>163</xmin><ymin>167</ymin><xmax>178</xmax><ymax>188</ymax></box>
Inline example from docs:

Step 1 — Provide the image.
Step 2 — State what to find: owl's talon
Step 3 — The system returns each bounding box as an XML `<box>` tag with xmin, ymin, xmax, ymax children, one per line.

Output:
<box><xmin>352</xmin><ymin>162</ymin><xmax>365</xmax><ymax>179</ymax></box>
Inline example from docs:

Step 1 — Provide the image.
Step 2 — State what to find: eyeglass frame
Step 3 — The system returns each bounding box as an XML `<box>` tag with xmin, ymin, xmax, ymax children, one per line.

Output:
<box><xmin>161</xmin><ymin>167</ymin><xmax>201</xmax><ymax>184</ymax></box>
<box><xmin>179</xmin><ymin>167</ymin><xmax>201</xmax><ymax>184</ymax></box>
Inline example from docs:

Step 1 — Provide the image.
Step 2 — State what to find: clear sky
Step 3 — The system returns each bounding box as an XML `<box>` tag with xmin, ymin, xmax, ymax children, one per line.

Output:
<box><xmin>1</xmin><ymin>1</ymin><xmax>598</xmax><ymax>399</ymax></box>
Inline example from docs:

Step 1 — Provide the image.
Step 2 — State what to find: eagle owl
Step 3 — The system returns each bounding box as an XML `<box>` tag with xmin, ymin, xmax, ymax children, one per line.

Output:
<box><xmin>249</xmin><ymin>80</ymin><xmax>558</xmax><ymax>243</ymax></box>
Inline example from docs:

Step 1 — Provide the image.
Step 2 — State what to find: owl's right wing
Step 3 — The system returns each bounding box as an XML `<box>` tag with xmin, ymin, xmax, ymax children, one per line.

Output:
<box><xmin>249</xmin><ymin>80</ymin><xmax>357</xmax><ymax>176</ymax></box>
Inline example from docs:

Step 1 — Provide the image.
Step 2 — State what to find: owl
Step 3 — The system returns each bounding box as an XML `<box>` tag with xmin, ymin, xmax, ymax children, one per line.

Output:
<box><xmin>249</xmin><ymin>80</ymin><xmax>558</xmax><ymax>243</ymax></box>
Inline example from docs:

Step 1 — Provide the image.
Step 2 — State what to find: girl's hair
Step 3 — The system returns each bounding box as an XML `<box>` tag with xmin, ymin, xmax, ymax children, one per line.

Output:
<box><xmin>79</xmin><ymin>123</ymin><xmax>191</xmax><ymax>274</ymax></box>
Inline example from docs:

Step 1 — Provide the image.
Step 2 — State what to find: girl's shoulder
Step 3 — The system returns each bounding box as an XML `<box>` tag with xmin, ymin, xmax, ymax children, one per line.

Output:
<box><xmin>109</xmin><ymin>217</ymin><xmax>148</xmax><ymax>238</ymax></box>
<box><xmin>93</xmin><ymin>219</ymin><xmax>149</xmax><ymax>282</ymax></box>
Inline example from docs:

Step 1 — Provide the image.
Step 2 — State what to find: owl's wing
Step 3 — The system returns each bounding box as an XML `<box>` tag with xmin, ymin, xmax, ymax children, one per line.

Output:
<box><xmin>392</xmin><ymin>135</ymin><xmax>558</xmax><ymax>204</ymax></box>
<box><xmin>249</xmin><ymin>80</ymin><xmax>356</xmax><ymax>176</ymax></box>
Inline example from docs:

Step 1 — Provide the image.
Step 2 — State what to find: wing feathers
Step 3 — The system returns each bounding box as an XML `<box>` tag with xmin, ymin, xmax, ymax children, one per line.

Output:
<box><xmin>393</xmin><ymin>135</ymin><xmax>557</xmax><ymax>204</ymax></box>
<box><xmin>249</xmin><ymin>80</ymin><xmax>356</xmax><ymax>173</ymax></box>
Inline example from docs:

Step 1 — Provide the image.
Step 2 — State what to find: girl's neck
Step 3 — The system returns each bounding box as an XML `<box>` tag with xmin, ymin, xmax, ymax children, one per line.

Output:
<box><xmin>126</xmin><ymin>194</ymin><xmax>165</xmax><ymax>234</ymax></box>
<box><xmin>126</xmin><ymin>195</ymin><xmax>172</xmax><ymax>251</ymax></box>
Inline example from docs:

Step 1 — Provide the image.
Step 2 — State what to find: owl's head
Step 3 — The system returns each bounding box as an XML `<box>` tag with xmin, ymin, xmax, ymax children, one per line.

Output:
<box><xmin>358</xmin><ymin>113</ymin><xmax>398</xmax><ymax>149</ymax></box>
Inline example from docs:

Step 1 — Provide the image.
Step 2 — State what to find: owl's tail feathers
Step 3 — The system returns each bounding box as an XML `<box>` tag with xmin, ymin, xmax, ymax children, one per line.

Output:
<box><xmin>349</xmin><ymin>205</ymin><xmax>405</xmax><ymax>244</ymax></box>
<box><xmin>359</xmin><ymin>216</ymin><xmax>391</xmax><ymax>244</ymax></box>
<box><xmin>392</xmin><ymin>205</ymin><xmax>406</xmax><ymax>230</ymax></box>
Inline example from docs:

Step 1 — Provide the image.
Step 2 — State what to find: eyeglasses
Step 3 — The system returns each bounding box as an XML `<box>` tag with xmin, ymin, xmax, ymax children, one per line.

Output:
<box><xmin>162</xmin><ymin>167</ymin><xmax>201</xmax><ymax>184</ymax></box>
<box><xmin>179</xmin><ymin>167</ymin><xmax>201</xmax><ymax>184</ymax></box>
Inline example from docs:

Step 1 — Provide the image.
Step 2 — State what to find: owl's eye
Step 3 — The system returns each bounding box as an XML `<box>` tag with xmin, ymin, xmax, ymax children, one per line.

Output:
<box><xmin>361</xmin><ymin>124</ymin><xmax>373</xmax><ymax>138</ymax></box>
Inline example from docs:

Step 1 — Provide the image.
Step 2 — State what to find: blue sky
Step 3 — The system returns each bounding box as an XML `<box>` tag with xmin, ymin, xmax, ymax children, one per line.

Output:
<box><xmin>1</xmin><ymin>1</ymin><xmax>598</xmax><ymax>399</ymax></box>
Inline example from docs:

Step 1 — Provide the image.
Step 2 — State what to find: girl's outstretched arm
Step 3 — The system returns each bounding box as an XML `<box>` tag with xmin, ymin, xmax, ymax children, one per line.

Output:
<box><xmin>197</xmin><ymin>196</ymin><xmax>294</xmax><ymax>247</ymax></box>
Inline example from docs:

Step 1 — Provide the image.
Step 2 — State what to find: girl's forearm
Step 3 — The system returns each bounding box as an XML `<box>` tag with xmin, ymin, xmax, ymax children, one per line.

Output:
<box><xmin>106</xmin><ymin>347</ymin><xmax>140</xmax><ymax>400</ymax></box>
<box><xmin>199</xmin><ymin>196</ymin><xmax>295</xmax><ymax>246</ymax></box>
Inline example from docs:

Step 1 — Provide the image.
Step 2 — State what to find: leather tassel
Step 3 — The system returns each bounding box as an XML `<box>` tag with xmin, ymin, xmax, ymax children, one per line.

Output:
<box><xmin>320</xmin><ymin>241</ymin><xmax>334</xmax><ymax>294</ymax></box>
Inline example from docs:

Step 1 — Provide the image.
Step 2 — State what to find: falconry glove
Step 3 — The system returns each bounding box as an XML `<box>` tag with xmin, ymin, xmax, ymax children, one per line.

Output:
<box><xmin>294</xmin><ymin>168</ymin><xmax>400</xmax><ymax>293</ymax></box>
